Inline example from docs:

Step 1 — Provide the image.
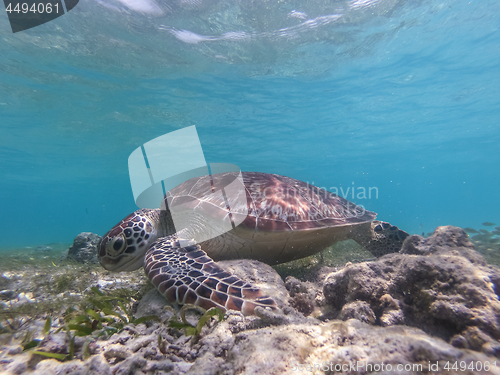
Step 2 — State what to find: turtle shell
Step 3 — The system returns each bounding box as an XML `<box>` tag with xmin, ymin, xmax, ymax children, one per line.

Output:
<box><xmin>163</xmin><ymin>172</ymin><xmax>376</xmax><ymax>264</ymax></box>
<box><xmin>239</xmin><ymin>172</ymin><xmax>375</xmax><ymax>230</ymax></box>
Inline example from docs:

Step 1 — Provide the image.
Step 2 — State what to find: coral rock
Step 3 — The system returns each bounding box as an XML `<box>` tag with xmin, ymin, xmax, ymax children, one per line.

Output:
<box><xmin>66</xmin><ymin>232</ymin><xmax>102</xmax><ymax>264</ymax></box>
<box><xmin>340</xmin><ymin>301</ymin><xmax>376</xmax><ymax>324</ymax></box>
<box><xmin>323</xmin><ymin>225</ymin><xmax>500</xmax><ymax>356</ymax></box>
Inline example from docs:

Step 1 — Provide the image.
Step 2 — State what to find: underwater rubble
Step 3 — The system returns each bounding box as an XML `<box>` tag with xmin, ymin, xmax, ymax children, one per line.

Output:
<box><xmin>1</xmin><ymin>227</ymin><xmax>500</xmax><ymax>374</ymax></box>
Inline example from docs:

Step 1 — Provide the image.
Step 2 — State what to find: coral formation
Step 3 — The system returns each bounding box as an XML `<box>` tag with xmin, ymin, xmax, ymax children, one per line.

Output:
<box><xmin>65</xmin><ymin>233</ymin><xmax>102</xmax><ymax>264</ymax></box>
<box><xmin>323</xmin><ymin>226</ymin><xmax>500</xmax><ymax>356</ymax></box>
<box><xmin>2</xmin><ymin>226</ymin><xmax>500</xmax><ymax>374</ymax></box>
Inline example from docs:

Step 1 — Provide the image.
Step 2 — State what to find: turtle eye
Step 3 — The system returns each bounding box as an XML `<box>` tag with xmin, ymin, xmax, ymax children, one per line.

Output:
<box><xmin>111</xmin><ymin>235</ymin><xmax>126</xmax><ymax>254</ymax></box>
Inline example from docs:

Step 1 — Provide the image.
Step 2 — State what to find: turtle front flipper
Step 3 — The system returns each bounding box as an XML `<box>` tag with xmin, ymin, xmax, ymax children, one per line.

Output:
<box><xmin>350</xmin><ymin>220</ymin><xmax>409</xmax><ymax>257</ymax></box>
<box><xmin>145</xmin><ymin>236</ymin><xmax>278</xmax><ymax>316</ymax></box>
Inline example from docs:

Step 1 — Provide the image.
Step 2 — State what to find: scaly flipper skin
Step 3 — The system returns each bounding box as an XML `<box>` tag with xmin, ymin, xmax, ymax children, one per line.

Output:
<box><xmin>144</xmin><ymin>236</ymin><xmax>278</xmax><ymax>315</ymax></box>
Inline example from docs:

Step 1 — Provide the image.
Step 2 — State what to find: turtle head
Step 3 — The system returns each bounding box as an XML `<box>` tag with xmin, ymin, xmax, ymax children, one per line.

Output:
<box><xmin>98</xmin><ymin>209</ymin><xmax>159</xmax><ymax>272</ymax></box>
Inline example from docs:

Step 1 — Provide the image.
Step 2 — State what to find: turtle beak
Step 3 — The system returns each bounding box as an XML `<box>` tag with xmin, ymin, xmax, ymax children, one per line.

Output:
<box><xmin>99</xmin><ymin>252</ymin><xmax>144</xmax><ymax>272</ymax></box>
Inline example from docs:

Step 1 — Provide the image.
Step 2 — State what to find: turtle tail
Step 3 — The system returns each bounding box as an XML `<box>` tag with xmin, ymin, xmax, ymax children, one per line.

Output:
<box><xmin>350</xmin><ymin>220</ymin><xmax>409</xmax><ymax>257</ymax></box>
<box><xmin>144</xmin><ymin>236</ymin><xmax>278</xmax><ymax>315</ymax></box>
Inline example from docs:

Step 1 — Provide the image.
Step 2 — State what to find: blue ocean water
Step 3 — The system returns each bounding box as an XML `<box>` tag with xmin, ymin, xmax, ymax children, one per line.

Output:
<box><xmin>0</xmin><ymin>0</ymin><xmax>499</xmax><ymax>249</ymax></box>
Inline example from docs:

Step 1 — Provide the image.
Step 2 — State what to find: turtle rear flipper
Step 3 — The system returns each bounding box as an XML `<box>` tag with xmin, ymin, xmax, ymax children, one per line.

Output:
<box><xmin>145</xmin><ymin>236</ymin><xmax>278</xmax><ymax>315</ymax></box>
<box><xmin>349</xmin><ymin>220</ymin><xmax>409</xmax><ymax>257</ymax></box>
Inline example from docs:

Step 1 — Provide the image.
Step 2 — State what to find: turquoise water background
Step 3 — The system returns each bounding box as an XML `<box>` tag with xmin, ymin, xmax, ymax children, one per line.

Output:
<box><xmin>0</xmin><ymin>0</ymin><xmax>499</xmax><ymax>248</ymax></box>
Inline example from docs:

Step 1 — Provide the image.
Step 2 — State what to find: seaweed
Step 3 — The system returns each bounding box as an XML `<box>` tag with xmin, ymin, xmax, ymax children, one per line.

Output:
<box><xmin>21</xmin><ymin>327</ymin><xmax>41</xmax><ymax>351</ymax></box>
<box><xmin>0</xmin><ymin>305</ymin><xmax>34</xmax><ymax>334</ymax></box>
<box><xmin>168</xmin><ymin>304</ymin><xmax>225</xmax><ymax>343</ymax></box>
<box><xmin>56</xmin><ymin>286</ymin><xmax>159</xmax><ymax>340</ymax></box>
<box><xmin>26</xmin><ymin>286</ymin><xmax>160</xmax><ymax>362</ymax></box>
<box><xmin>29</xmin><ymin>290</ymin><xmax>224</xmax><ymax>360</ymax></box>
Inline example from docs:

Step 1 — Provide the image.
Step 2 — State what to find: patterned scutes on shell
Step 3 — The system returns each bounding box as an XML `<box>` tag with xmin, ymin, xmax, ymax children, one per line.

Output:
<box><xmin>164</xmin><ymin>172</ymin><xmax>376</xmax><ymax>232</ymax></box>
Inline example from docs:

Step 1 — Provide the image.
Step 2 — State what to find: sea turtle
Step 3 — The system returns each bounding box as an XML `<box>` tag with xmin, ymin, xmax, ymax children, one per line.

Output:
<box><xmin>98</xmin><ymin>172</ymin><xmax>408</xmax><ymax>315</ymax></box>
